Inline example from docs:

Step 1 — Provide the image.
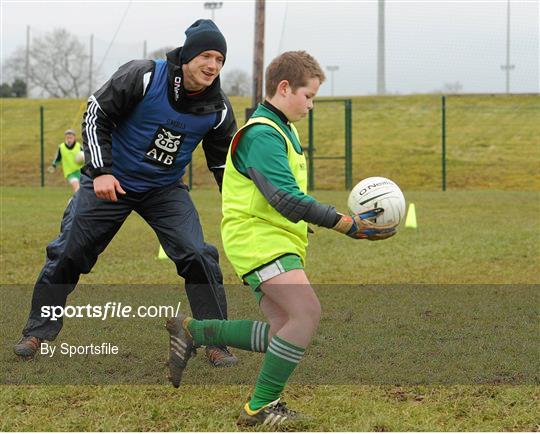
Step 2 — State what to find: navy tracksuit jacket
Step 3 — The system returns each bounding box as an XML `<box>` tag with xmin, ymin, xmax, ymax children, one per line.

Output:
<box><xmin>22</xmin><ymin>48</ymin><xmax>237</xmax><ymax>340</ymax></box>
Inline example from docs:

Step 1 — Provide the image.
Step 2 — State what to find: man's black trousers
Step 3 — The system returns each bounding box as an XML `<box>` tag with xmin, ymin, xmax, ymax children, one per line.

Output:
<box><xmin>22</xmin><ymin>175</ymin><xmax>228</xmax><ymax>340</ymax></box>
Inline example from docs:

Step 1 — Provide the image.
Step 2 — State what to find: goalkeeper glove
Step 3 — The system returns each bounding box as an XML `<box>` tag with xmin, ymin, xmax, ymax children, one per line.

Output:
<box><xmin>332</xmin><ymin>207</ymin><xmax>396</xmax><ymax>240</ymax></box>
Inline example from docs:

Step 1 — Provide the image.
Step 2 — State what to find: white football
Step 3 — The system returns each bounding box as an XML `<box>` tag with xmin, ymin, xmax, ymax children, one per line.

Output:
<box><xmin>347</xmin><ymin>177</ymin><xmax>406</xmax><ymax>226</ymax></box>
<box><xmin>75</xmin><ymin>151</ymin><xmax>85</xmax><ymax>164</ymax></box>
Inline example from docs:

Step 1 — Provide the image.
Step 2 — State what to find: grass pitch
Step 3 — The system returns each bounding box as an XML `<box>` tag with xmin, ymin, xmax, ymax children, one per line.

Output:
<box><xmin>0</xmin><ymin>88</ymin><xmax>538</xmax><ymax>432</ymax></box>
<box><xmin>0</xmin><ymin>187</ymin><xmax>538</xmax><ymax>431</ymax></box>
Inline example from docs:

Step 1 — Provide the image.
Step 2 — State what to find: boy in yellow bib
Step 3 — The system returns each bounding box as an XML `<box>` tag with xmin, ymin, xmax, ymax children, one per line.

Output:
<box><xmin>48</xmin><ymin>129</ymin><xmax>84</xmax><ymax>193</ymax></box>
<box><xmin>165</xmin><ymin>51</ymin><xmax>396</xmax><ymax>427</ymax></box>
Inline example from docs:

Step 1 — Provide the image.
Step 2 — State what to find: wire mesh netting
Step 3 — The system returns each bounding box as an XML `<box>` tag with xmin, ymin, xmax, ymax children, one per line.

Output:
<box><xmin>1</xmin><ymin>2</ymin><xmax>538</xmax><ymax>190</ymax></box>
<box><xmin>1</xmin><ymin>95</ymin><xmax>538</xmax><ymax>190</ymax></box>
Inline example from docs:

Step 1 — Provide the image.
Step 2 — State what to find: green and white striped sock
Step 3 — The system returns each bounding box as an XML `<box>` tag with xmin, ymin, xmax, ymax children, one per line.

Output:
<box><xmin>250</xmin><ymin>320</ymin><xmax>269</xmax><ymax>352</ymax></box>
<box><xmin>248</xmin><ymin>335</ymin><xmax>306</xmax><ymax>411</ymax></box>
<box><xmin>187</xmin><ymin>319</ymin><xmax>269</xmax><ymax>352</ymax></box>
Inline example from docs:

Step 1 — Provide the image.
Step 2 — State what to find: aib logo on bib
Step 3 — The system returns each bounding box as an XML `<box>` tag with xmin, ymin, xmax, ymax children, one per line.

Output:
<box><xmin>145</xmin><ymin>126</ymin><xmax>184</xmax><ymax>167</ymax></box>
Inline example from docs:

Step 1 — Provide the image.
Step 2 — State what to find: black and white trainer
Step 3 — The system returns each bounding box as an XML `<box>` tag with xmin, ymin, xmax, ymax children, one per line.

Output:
<box><xmin>165</xmin><ymin>313</ymin><xmax>194</xmax><ymax>388</ymax></box>
<box><xmin>237</xmin><ymin>399</ymin><xmax>306</xmax><ymax>427</ymax></box>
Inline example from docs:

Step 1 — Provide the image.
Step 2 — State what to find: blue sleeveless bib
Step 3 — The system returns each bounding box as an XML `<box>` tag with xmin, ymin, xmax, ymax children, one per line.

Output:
<box><xmin>111</xmin><ymin>60</ymin><xmax>218</xmax><ymax>192</ymax></box>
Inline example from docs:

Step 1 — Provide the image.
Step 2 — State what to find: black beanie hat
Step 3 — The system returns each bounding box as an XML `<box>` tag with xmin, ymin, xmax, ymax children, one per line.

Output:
<box><xmin>180</xmin><ymin>19</ymin><xmax>227</xmax><ymax>65</ymax></box>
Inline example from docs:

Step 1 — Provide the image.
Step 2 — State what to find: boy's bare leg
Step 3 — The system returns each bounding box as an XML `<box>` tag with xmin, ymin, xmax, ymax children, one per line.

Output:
<box><xmin>260</xmin><ymin>269</ymin><xmax>321</xmax><ymax>348</ymax></box>
<box><xmin>69</xmin><ymin>179</ymin><xmax>80</xmax><ymax>193</ymax></box>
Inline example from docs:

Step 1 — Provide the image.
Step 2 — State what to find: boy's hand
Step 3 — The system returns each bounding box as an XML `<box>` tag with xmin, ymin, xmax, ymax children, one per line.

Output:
<box><xmin>332</xmin><ymin>207</ymin><xmax>397</xmax><ymax>240</ymax></box>
<box><xmin>93</xmin><ymin>174</ymin><xmax>126</xmax><ymax>202</ymax></box>
<box><xmin>47</xmin><ymin>165</ymin><xmax>56</xmax><ymax>173</ymax></box>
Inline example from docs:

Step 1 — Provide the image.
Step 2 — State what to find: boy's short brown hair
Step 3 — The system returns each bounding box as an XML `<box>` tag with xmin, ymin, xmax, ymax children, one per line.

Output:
<box><xmin>265</xmin><ymin>51</ymin><xmax>326</xmax><ymax>98</ymax></box>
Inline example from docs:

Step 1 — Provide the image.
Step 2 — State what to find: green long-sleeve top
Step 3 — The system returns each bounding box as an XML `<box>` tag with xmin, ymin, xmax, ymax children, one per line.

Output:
<box><xmin>232</xmin><ymin>102</ymin><xmax>340</xmax><ymax>228</ymax></box>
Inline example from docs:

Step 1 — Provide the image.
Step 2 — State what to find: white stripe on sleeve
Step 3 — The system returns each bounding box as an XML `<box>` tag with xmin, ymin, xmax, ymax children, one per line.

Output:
<box><xmin>142</xmin><ymin>71</ymin><xmax>152</xmax><ymax>96</ymax></box>
<box><xmin>85</xmin><ymin>96</ymin><xmax>104</xmax><ymax>168</ymax></box>
<box><xmin>213</xmin><ymin>104</ymin><xmax>228</xmax><ymax>130</ymax></box>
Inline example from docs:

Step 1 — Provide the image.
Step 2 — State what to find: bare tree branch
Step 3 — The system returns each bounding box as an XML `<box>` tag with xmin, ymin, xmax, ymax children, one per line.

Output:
<box><xmin>222</xmin><ymin>69</ymin><xmax>251</xmax><ymax>97</ymax></box>
<box><xmin>4</xmin><ymin>28</ymin><xmax>91</xmax><ymax>98</ymax></box>
<box><xmin>147</xmin><ymin>46</ymin><xmax>175</xmax><ymax>60</ymax></box>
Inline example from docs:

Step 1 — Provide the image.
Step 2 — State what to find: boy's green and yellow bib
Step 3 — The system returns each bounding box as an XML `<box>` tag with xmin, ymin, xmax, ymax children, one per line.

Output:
<box><xmin>221</xmin><ymin>117</ymin><xmax>308</xmax><ymax>279</ymax></box>
<box><xmin>59</xmin><ymin>141</ymin><xmax>83</xmax><ymax>178</ymax></box>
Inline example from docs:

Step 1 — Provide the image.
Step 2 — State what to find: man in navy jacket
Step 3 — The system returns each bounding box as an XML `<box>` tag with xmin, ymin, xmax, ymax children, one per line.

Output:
<box><xmin>14</xmin><ymin>19</ymin><xmax>238</xmax><ymax>368</ymax></box>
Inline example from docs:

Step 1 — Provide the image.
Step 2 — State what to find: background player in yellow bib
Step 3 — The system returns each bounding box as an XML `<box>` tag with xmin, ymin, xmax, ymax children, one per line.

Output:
<box><xmin>165</xmin><ymin>51</ymin><xmax>397</xmax><ymax>427</ymax></box>
<box><xmin>47</xmin><ymin>129</ymin><xmax>84</xmax><ymax>193</ymax></box>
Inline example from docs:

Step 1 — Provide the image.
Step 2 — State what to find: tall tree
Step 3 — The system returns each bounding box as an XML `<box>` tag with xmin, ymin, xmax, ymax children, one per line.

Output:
<box><xmin>0</xmin><ymin>83</ymin><xmax>13</xmax><ymax>97</ymax></box>
<box><xmin>11</xmin><ymin>79</ymin><xmax>27</xmax><ymax>97</ymax></box>
<box><xmin>0</xmin><ymin>79</ymin><xmax>27</xmax><ymax>98</ymax></box>
<box><xmin>443</xmin><ymin>81</ymin><xmax>463</xmax><ymax>94</ymax></box>
<box><xmin>5</xmin><ymin>28</ymin><xmax>90</xmax><ymax>98</ymax></box>
<box><xmin>148</xmin><ymin>46</ymin><xmax>175</xmax><ymax>60</ymax></box>
<box><xmin>222</xmin><ymin>69</ymin><xmax>251</xmax><ymax>97</ymax></box>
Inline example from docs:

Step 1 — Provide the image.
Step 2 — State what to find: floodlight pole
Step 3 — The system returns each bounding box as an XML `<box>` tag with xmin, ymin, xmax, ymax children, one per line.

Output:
<box><xmin>500</xmin><ymin>0</ymin><xmax>515</xmax><ymax>93</ymax></box>
<box><xmin>88</xmin><ymin>34</ymin><xmax>94</xmax><ymax>97</ymax></box>
<box><xmin>247</xmin><ymin>0</ymin><xmax>265</xmax><ymax>121</ymax></box>
<box><xmin>326</xmin><ymin>65</ymin><xmax>339</xmax><ymax>96</ymax></box>
<box><xmin>25</xmin><ymin>26</ymin><xmax>30</xmax><ymax>96</ymax></box>
<box><xmin>204</xmin><ymin>2</ymin><xmax>223</xmax><ymax>21</ymax></box>
<box><xmin>377</xmin><ymin>0</ymin><xmax>386</xmax><ymax>95</ymax></box>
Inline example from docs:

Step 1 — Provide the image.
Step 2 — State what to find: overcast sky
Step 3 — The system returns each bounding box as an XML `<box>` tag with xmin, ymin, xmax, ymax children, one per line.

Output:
<box><xmin>1</xmin><ymin>0</ymin><xmax>538</xmax><ymax>95</ymax></box>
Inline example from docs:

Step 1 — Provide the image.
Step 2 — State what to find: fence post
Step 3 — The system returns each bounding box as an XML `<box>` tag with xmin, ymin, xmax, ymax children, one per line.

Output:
<box><xmin>345</xmin><ymin>99</ymin><xmax>353</xmax><ymax>190</ymax></box>
<box><xmin>307</xmin><ymin>108</ymin><xmax>314</xmax><ymax>191</ymax></box>
<box><xmin>441</xmin><ymin>95</ymin><xmax>446</xmax><ymax>191</ymax></box>
<box><xmin>40</xmin><ymin>105</ymin><xmax>45</xmax><ymax>187</ymax></box>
